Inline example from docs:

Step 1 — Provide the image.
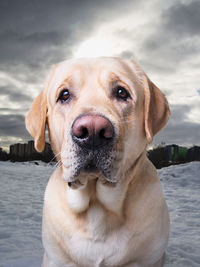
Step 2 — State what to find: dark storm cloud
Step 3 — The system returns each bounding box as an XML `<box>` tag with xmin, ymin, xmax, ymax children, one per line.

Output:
<box><xmin>0</xmin><ymin>30</ymin><xmax>67</xmax><ymax>65</ymax></box>
<box><xmin>0</xmin><ymin>0</ymin><xmax>136</xmax><ymax>70</ymax></box>
<box><xmin>162</xmin><ymin>0</ymin><xmax>200</xmax><ymax>37</ymax></box>
<box><xmin>0</xmin><ymin>114</ymin><xmax>32</xmax><ymax>148</ymax></box>
<box><xmin>167</xmin><ymin>104</ymin><xmax>190</xmax><ymax>124</ymax></box>
<box><xmin>0</xmin><ymin>108</ymin><xmax>28</xmax><ymax>113</ymax></box>
<box><xmin>138</xmin><ymin>0</ymin><xmax>200</xmax><ymax>73</ymax></box>
<box><xmin>155</xmin><ymin>120</ymin><xmax>200</xmax><ymax>146</ymax></box>
<box><xmin>0</xmin><ymin>86</ymin><xmax>32</xmax><ymax>103</ymax></box>
<box><xmin>154</xmin><ymin>104</ymin><xmax>200</xmax><ymax>146</ymax></box>
<box><xmin>0</xmin><ymin>114</ymin><xmax>27</xmax><ymax>138</ymax></box>
<box><xmin>0</xmin><ymin>0</ymin><xmax>137</xmax><ymax>92</ymax></box>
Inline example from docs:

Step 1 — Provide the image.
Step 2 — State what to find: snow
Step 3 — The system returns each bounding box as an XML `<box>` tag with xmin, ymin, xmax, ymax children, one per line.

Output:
<box><xmin>0</xmin><ymin>161</ymin><xmax>54</xmax><ymax>267</ymax></box>
<box><xmin>159</xmin><ymin>162</ymin><xmax>200</xmax><ymax>267</ymax></box>
<box><xmin>0</xmin><ymin>161</ymin><xmax>200</xmax><ymax>267</ymax></box>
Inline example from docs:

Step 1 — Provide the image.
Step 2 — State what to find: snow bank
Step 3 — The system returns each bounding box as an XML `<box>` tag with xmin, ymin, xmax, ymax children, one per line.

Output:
<box><xmin>0</xmin><ymin>161</ymin><xmax>200</xmax><ymax>266</ymax></box>
<box><xmin>0</xmin><ymin>161</ymin><xmax>53</xmax><ymax>267</ymax></box>
<box><xmin>159</xmin><ymin>162</ymin><xmax>200</xmax><ymax>267</ymax></box>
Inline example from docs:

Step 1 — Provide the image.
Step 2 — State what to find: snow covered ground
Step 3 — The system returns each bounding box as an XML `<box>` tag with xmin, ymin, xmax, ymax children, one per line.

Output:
<box><xmin>0</xmin><ymin>161</ymin><xmax>200</xmax><ymax>267</ymax></box>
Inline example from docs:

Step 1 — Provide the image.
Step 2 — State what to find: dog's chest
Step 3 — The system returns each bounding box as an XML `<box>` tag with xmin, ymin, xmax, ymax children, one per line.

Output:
<box><xmin>68</xmin><ymin>204</ymin><xmax>132</xmax><ymax>267</ymax></box>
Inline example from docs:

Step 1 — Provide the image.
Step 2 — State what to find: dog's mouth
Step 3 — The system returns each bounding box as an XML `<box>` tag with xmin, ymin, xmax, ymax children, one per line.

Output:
<box><xmin>77</xmin><ymin>152</ymin><xmax>103</xmax><ymax>175</ymax></box>
<box><xmin>61</xmin><ymin>139</ymin><xmax>122</xmax><ymax>185</ymax></box>
<box><xmin>84</xmin><ymin>159</ymin><xmax>98</xmax><ymax>173</ymax></box>
<box><xmin>68</xmin><ymin>145</ymin><xmax>118</xmax><ymax>182</ymax></box>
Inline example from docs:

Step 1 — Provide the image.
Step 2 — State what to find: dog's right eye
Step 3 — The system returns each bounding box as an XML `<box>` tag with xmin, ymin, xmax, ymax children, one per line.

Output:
<box><xmin>57</xmin><ymin>89</ymin><xmax>71</xmax><ymax>103</ymax></box>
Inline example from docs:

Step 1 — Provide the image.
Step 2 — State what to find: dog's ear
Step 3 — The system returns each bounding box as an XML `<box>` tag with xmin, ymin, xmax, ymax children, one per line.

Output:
<box><xmin>25</xmin><ymin>91</ymin><xmax>47</xmax><ymax>152</ymax></box>
<box><xmin>25</xmin><ymin>65</ymin><xmax>57</xmax><ymax>152</ymax></box>
<box><xmin>143</xmin><ymin>76</ymin><xmax>170</xmax><ymax>143</ymax></box>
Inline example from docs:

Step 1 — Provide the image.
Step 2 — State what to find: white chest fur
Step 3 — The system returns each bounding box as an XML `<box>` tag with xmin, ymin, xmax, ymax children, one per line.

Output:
<box><xmin>68</xmin><ymin>204</ymin><xmax>132</xmax><ymax>267</ymax></box>
<box><xmin>65</xmin><ymin>180</ymin><xmax>134</xmax><ymax>266</ymax></box>
<box><xmin>66</xmin><ymin>179</ymin><xmax>128</xmax><ymax>215</ymax></box>
<box><xmin>96</xmin><ymin>179</ymin><xmax>128</xmax><ymax>215</ymax></box>
<box><xmin>45</xmin><ymin>176</ymin><xmax>167</xmax><ymax>267</ymax></box>
<box><xmin>66</xmin><ymin>184</ymin><xmax>90</xmax><ymax>213</ymax></box>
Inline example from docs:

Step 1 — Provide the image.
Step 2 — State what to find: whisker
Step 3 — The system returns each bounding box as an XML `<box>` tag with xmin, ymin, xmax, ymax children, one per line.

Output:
<box><xmin>47</xmin><ymin>151</ymin><xmax>61</xmax><ymax>167</ymax></box>
<box><xmin>54</xmin><ymin>159</ymin><xmax>62</xmax><ymax>168</ymax></box>
<box><xmin>46</xmin><ymin>142</ymin><xmax>70</xmax><ymax>167</ymax></box>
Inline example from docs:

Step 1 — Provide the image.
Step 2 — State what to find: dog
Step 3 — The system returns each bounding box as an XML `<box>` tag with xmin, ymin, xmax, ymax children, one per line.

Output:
<box><xmin>26</xmin><ymin>57</ymin><xmax>170</xmax><ymax>267</ymax></box>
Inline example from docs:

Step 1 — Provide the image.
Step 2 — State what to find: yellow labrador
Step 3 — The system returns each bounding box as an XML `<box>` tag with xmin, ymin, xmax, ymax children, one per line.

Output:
<box><xmin>26</xmin><ymin>57</ymin><xmax>170</xmax><ymax>267</ymax></box>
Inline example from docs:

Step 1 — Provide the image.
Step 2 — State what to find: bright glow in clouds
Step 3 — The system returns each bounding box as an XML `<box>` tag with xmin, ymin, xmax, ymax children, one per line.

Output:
<box><xmin>73</xmin><ymin>38</ymin><xmax>113</xmax><ymax>58</ymax></box>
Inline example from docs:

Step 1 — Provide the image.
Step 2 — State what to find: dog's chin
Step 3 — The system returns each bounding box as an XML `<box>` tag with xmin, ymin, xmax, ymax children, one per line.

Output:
<box><xmin>62</xmin><ymin>158</ymin><xmax>118</xmax><ymax>188</ymax></box>
<box><xmin>83</xmin><ymin>160</ymin><xmax>99</xmax><ymax>173</ymax></box>
<box><xmin>61</xmin><ymin>145</ymin><xmax>121</xmax><ymax>187</ymax></box>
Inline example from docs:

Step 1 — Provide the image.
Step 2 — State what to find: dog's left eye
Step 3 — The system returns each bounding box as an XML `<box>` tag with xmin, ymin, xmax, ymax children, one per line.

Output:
<box><xmin>57</xmin><ymin>89</ymin><xmax>71</xmax><ymax>103</ymax></box>
<box><xmin>115</xmin><ymin>86</ymin><xmax>131</xmax><ymax>101</ymax></box>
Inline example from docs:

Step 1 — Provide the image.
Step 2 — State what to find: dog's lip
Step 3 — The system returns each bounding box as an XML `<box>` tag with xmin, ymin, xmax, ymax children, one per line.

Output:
<box><xmin>84</xmin><ymin>159</ymin><xmax>98</xmax><ymax>173</ymax></box>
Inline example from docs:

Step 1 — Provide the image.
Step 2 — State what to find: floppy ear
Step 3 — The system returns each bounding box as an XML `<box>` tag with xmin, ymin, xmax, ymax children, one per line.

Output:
<box><xmin>25</xmin><ymin>91</ymin><xmax>47</xmax><ymax>152</ymax></box>
<box><xmin>143</xmin><ymin>76</ymin><xmax>170</xmax><ymax>143</ymax></box>
<box><xmin>25</xmin><ymin>65</ymin><xmax>57</xmax><ymax>152</ymax></box>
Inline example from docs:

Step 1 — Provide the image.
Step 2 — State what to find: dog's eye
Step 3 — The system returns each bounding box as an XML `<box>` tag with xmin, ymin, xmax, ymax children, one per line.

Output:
<box><xmin>115</xmin><ymin>86</ymin><xmax>131</xmax><ymax>101</ymax></box>
<box><xmin>57</xmin><ymin>89</ymin><xmax>71</xmax><ymax>103</ymax></box>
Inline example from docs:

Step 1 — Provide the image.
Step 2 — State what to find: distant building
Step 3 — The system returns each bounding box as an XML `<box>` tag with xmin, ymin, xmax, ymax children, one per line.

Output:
<box><xmin>148</xmin><ymin>144</ymin><xmax>200</xmax><ymax>168</ymax></box>
<box><xmin>0</xmin><ymin>147</ymin><xmax>9</xmax><ymax>161</ymax></box>
<box><xmin>9</xmin><ymin>141</ymin><xmax>54</xmax><ymax>162</ymax></box>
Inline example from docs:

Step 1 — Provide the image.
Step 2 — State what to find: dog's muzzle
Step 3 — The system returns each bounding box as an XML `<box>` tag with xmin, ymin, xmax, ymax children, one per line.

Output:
<box><xmin>71</xmin><ymin>114</ymin><xmax>115</xmax><ymax>175</ymax></box>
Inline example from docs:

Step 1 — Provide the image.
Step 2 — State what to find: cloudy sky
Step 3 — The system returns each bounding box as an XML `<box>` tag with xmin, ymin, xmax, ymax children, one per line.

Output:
<box><xmin>0</xmin><ymin>0</ymin><xmax>200</xmax><ymax>150</ymax></box>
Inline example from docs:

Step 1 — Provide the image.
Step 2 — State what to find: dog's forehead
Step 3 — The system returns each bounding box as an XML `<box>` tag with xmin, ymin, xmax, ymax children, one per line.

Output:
<box><xmin>58</xmin><ymin>57</ymin><xmax>130</xmax><ymax>72</ymax></box>
<box><xmin>51</xmin><ymin>57</ymin><xmax>141</xmax><ymax>85</ymax></box>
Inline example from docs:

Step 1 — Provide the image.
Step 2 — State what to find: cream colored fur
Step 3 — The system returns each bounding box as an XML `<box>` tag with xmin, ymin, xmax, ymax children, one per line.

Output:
<box><xmin>26</xmin><ymin>57</ymin><xmax>170</xmax><ymax>267</ymax></box>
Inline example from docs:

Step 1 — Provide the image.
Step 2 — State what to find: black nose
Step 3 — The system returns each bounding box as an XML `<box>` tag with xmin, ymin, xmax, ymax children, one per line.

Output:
<box><xmin>71</xmin><ymin>115</ymin><xmax>114</xmax><ymax>149</ymax></box>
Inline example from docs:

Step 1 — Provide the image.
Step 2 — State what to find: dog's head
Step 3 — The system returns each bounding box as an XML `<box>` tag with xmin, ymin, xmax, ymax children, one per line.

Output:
<box><xmin>26</xmin><ymin>57</ymin><xmax>170</xmax><ymax>184</ymax></box>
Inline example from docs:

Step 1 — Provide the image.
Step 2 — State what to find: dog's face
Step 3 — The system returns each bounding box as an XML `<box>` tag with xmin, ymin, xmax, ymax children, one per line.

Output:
<box><xmin>26</xmin><ymin>57</ymin><xmax>170</xmax><ymax>184</ymax></box>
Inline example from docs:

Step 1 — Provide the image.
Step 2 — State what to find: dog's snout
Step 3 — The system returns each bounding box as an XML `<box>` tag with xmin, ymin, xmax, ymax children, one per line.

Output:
<box><xmin>72</xmin><ymin>115</ymin><xmax>114</xmax><ymax>149</ymax></box>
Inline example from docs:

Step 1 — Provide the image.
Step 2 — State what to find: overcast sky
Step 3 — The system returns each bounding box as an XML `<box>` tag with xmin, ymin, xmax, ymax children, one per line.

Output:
<box><xmin>0</xmin><ymin>0</ymin><xmax>200</xmax><ymax>150</ymax></box>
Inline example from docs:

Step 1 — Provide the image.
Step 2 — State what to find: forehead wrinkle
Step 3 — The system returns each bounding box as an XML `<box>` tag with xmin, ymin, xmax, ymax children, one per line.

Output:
<box><xmin>60</xmin><ymin>76</ymin><xmax>73</xmax><ymax>87</ymax></box>
<box><xmin>76</xmin><ymin>64</ymin><xmax>104</xmax><ymax>93</ymax></box>
<box><xmin>62</xmin><ymin>66</ymin><xmax>85</xmax><ymax>89</ymax></box>
<box><xmin>98</xmin><ymin>68</ymin><xmax>126</xmax><ymax>91</ymax></box>
<box><xmin>47</xmin><ymin>65</ymin><xmax>85</xmax><ymax>107</ymax></box>
<box><xmin>97</xmin><ymin>66</ymin><xmax>108</xmax><ymax>93</ymax></box>
<box><xmin>102</xmin><ymin>70</ymin><xmax>137</xmax><ymax>102</ymax></box>
<box><xmin>76</xmin><ymin>67</ymin><xmax>109</xmax><ymax>109</ymax></box>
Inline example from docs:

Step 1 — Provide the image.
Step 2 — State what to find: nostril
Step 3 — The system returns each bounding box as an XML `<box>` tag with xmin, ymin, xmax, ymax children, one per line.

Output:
<box><xmin>74</xmin><ymin>126</ymin><xmax>89</xmax><ymax>139</ymax></box>
<box><xmin>99</xmin><ymin>129</ymin><xmax>105</xmax><ymax>138</ymax></box>
<box><xmin>79</xmin><ymin>127</ymin><xmax>89</xmax><ymax>139</ymax></box>
<box><xmin>99</xmin><ymin>128</ymin><xmax>112</xmax><ymax>139</ymax></box>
